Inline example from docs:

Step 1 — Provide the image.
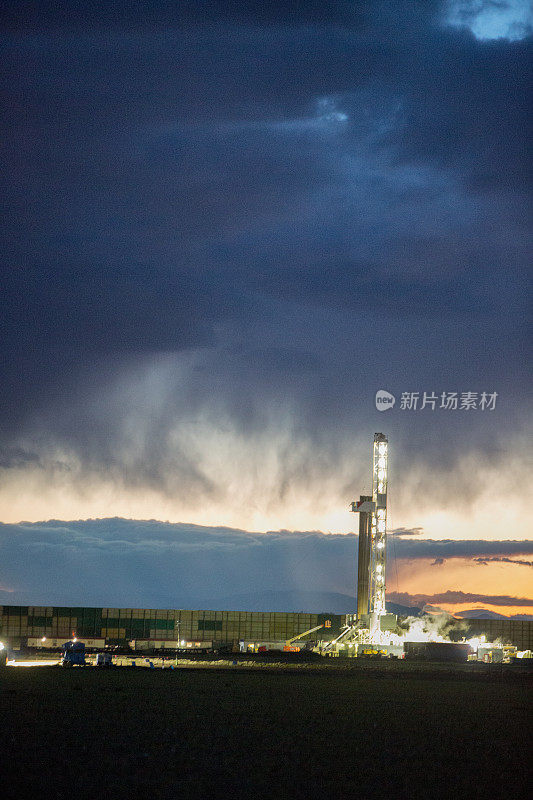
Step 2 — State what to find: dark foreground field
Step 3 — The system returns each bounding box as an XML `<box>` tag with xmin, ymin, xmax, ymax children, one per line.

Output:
<box><xmin>1</xmin><ymin>663</ymin><xmax>531</xmax><ymax>800</ymax></box>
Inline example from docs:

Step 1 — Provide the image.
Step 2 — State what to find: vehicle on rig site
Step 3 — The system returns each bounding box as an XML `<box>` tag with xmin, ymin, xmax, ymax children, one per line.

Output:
<box><xmin>61</xmin><ymin>639</ymin><xmax>87</xmax><ymax>667</ymax></box>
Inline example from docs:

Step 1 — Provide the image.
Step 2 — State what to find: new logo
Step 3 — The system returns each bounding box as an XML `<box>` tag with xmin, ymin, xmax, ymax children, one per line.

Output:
<box><xmin>375</xmin><ymin>390</ymin><xmax>396</xmax><ymax>411</ymax></box>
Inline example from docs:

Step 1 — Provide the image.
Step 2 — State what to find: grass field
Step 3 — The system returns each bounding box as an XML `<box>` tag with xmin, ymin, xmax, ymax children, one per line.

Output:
<box><xmin>0</xmin><ymin>662</ymin><xmax>531</xmax><ymax>799</ymax></box>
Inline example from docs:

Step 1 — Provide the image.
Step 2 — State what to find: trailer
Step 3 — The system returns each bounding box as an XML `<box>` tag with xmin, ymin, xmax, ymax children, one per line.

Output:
<box><xmin>240</xmin><ymin>641</ymin><xmax>287</xmax><ymax>653</ymax></box>
<box><xmin>129</xmin><ymin>639</ymin><xmax>212</xmax><ymax>651</ymax></box>
<box><xmin>27</xmin><ymin>637</ymin><xmax>106</xmax><ymax>650</ymax></box>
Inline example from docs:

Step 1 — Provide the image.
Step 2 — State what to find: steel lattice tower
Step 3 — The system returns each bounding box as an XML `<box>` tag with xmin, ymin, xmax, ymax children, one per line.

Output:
<box><xmin>351</xmin><ymin>433</ymin><xmax>388</xmax><ymax>618</ymax></box>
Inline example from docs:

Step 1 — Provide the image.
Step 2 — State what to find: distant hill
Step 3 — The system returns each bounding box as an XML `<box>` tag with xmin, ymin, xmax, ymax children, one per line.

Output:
<box><xmin>387</xmin><ymin>601</ymin><xmax>423</xmax><ymax>618</ymax></box>
<box><xmin>190</xmin><ymin>589</ymin><xmax>422</xmax><ymax>617</ymax></box>
<box><xmin>456</xmin><ymin>609</ymin><xmax>533</xmax><ymax>621</ymax></box>
<box><xmin>455</xmin><ymin>609</ymin><xmax>507</xmax><ymax>619</ymax></box>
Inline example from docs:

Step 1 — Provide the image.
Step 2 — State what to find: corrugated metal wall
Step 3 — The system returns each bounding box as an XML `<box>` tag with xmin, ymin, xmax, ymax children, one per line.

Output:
<box><xmin>463</xmin><ymin>619</ymin><xmax>533</xmax><ymax>650</ymax></box>
<box><xmin>0</xmin><ymin>606</ymin><xmax>346</xmax><ymax>646</ymax></box>
<box><xmin>1</xmin><ymin>606</ymin><xmax>531</xmax><ymax>650</ymax></box>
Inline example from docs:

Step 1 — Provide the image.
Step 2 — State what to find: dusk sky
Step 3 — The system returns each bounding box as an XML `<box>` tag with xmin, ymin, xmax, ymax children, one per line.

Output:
<box><xmin>1</xmin><ymin>1</ymin><xmax>531</xmax><ymax>618</ymax></box>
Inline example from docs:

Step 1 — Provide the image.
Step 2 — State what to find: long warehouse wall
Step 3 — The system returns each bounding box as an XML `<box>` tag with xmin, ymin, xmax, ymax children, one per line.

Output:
<box><xmin>1</xmin><ymin>606</ymin><xmax>531</xmax><ymax>650</ymax></box>
<box><xmin>0</xmin><ymin>606</ymin><xmax>344</xmax><ymax>647</ymax></box>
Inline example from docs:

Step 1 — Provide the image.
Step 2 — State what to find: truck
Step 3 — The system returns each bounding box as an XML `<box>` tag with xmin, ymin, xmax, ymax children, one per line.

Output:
<box><xmin>61</xmin><ymin>640</ymin><xmax>87</xmax><ymax>667</ymax></box>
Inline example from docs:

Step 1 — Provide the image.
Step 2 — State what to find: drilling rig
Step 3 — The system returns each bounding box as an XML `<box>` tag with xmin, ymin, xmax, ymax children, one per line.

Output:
<box><xmin>351</xmin><ymin>432</ymin><xmax>389</xmax><ymax>636</ymax></box>
<box><xmin>321</xmin><ymin>433</ymin><xmax>393</xmax><ymax>654</ymax></box>
<box><xmin>319</xmin><ymin>433</ymin><xmax>396</xmax><ymax>654</ymax></box>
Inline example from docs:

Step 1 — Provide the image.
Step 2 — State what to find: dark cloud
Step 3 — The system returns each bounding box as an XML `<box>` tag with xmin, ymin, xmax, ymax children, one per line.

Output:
<box><xmin>1</xmin><ymin>519</ymin><xmax>531</xmax><ymax>607</ymax></box>
<box><xmin>2</xmin><ymin>0</ymin><xmax>363</xmax><ymax>31</ymax></box>
<box><xmin>390</xmin><ymin>527</ymin><xmax>425</xmax><ymax>536</ymax></box>
<box><xmin>393</xmin><ymin>539</ymin><xmax>533</xmax><ymax>559</ymax></box>
<box><xmin>0</xmin><ymin>519</ymin><xmax>355</xmax><ymax>607</ymax></box>
<box><xmin>0</xmin><ymin>1</ymin><xmax>531</xmax><ymax>505</ymax></box>
<box><xmin>388</xmin><ymin>590</ymin><xmax>533</xmax><ymax>608</ymax></box>
<box><xmin>474</xmin><ymin>556</ymin><xmax>533</xmax><ymax>567</ymax></box>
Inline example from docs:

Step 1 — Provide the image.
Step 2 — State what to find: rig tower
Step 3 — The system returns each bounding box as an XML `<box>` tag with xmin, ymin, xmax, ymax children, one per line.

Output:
<box><xmin>351</xmin><ymin>433</ymin><xmax>388</xmax><ymax>620</ymax></box>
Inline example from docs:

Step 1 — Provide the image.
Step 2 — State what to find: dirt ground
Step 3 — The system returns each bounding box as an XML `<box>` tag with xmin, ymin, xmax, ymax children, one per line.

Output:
<box><xmin>0</xmin><ymin>662</ymin><xmax>531</xmax><ymax>799</ymax></box>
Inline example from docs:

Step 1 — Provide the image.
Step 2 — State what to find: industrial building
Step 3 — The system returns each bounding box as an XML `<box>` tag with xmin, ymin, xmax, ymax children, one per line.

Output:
<box><xmin>1</xmin><ymin>605</ymin><xmax>532</xmax><ymax>652</ymax></box>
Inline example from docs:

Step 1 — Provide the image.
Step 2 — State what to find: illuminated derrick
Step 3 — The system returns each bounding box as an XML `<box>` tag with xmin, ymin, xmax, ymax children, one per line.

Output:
<box><xmin>351</xmin><ymin>433</ymin><xmax>388</xmax><ymax>619</ymax></box>
<box><xmin>370</xmin><ymin>433</ymin><xmax>388</xmax><ymax>615</ymax></box>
